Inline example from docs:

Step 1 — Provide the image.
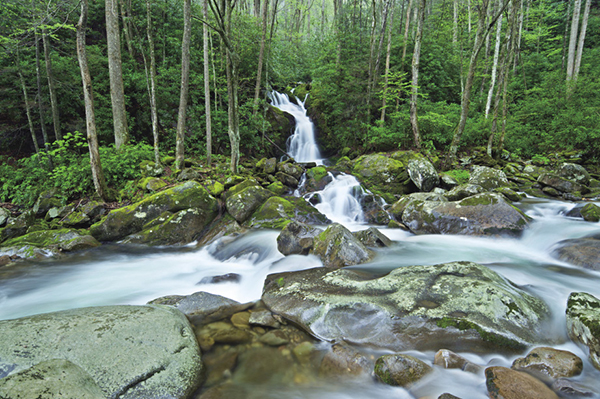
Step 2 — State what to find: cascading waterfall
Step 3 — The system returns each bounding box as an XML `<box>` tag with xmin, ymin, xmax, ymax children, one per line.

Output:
<box><xmin>269</xmin><ymin>91</ymin><xmax>323</xmax><ymax>164</ymax></box>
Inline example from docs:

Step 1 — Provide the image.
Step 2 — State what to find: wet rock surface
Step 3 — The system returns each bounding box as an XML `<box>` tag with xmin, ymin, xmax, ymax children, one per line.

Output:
<box><xmin>511</xmin><ymin>346</ymin><xmax>583</xmax><ymax>381</ymax></box>
<box><xmin>553</xmin><ymin>235</ymin><xmax>600</xmax><ymax>270</ymax></box>
<box><xmin>566</xmin><ymin>292</ymin><xmax>600</xmax><ymax>370</ymax></box>
<box><xmin>485</xmin><ymin>366</ymin><xmax>559</xmax><ymax>399</ymax></box>
<box><xmin>374</xmin><ymin>354</ymin><xmax>432</xmax><ymax>387</ymax></box>
<box><xmin>262</xmin><ymin>261</ymin><xmax>550</xmax><ymax>351</ymax></box>
<box><xmin>311</xmin><ymin>223</ymin><xmax>373</xmax><ymax>268</ymax></box>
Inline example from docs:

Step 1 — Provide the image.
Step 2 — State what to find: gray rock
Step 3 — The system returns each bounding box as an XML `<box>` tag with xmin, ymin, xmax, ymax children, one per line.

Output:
<box><xmin>226</xmin><ymin>185</ymin><xmax>274</xmax><ymax>223</ymax></box>
<box><xmin>353</xmin><ymin>227</ymin><xmax>392</xmax><ymax>248</ymax></box>
<box><xmin>556</xmin><ymin>163</ymin><xmax>590</xmax><ymax>185</ymax></box>
<box><xmin>434</xmin><ymin>349</ymin><xmax>481</xmax><ymax>373</ymax></box>
<box><xmin>0</xmin><ymin>207</ymin><xmax>9</xmax><ymax>227</ymax></box>
<box><xmin>277</xmin><ymin>221</ymin><xmax>323</xmax><ymax>255</ymax></box>
<box><xmin>275</xmin><ymin>171</ymin><xmax>299</xmax><ymax>187</ymax></box>
<box><xmin>388</xmin><ymin>192</ymin><xmax>447</xmax><ymax>222</ymax></box>
<box><xmin>0</xmin><ymin>359</ymin><xmax>105</xmax><ymax>399</ymax></box>
<box><xmin>469</xmin><ymin>166</ymin><xmax>509</xmax><ymax>190</ymax></box>
<box><xmin>408</xmin><ymin>158</ymin><xmax>439</xmax><ymax>192</ymax></box>
<box><xmin>374</xmin><ymin>354</ymin><xmax>432</xmax><ymax>387</ymax></box>
<box><xmin>178</xmin><ymin>167</ymin><xmax>201</xmax><ymax>181</ymax></box>
<box><xmin>566</xmin><ymin>292</ymin><xmax>600</xmax><ymax>371</ymax></box>
<box><xmin>80</xmin><ymin>201</ymin><xmax>106</xmax><ymax>222</ymax></box>
<box><xmin>538</xmin><ymin>173</ymin><xmax>589</xmax><ymax>195</ymax></box>
<box><xmin>264</xmin><ymin>158</ymin><xmax>277</xmax><ymax>174</ymax></box>
<box><xmin>140</xmin><ymin>161</ymin><xmax>164</xmax><ymax>177</ymax></box>
<box><xmin>149</xmin><ymin>291</ymin><xmax>254</xmax><ymax>326</ymax></box>
<box><xmin>33</xmin><ymin>190</ymin><xmax>63</xmax><ymax>217</ymax></box>
<box><xmin>553</xmin><ymin>237</ymin><xmax>600</xmax><ymax>270</ymax></box>
<box><xmin>249</xmin><ymin>309</ymin><xmax>281</xmax><ymax>328</ymax></box>
<box><xmin>0</xmin><ymin>305</ymin><xmax>203</xmax><ymax>399</ymax></box>
<box><xmin>262</xmin><ymin>261</ymin><xmax>550</xmax><ymax>351</ymax></box>
<box><xmin>319</xmin><ymin>343</ymin><xmax>373</xmax><ymax>378</ymax></box>
<box><xmin>277</xmin><ymin>161</ymin><xmax>304</xmax><ymax>180</ymax></box>
<box><xmin>446</xmin><ymin>184</ymin><xmax>486</xmax><ymax>201</ymax></box>
<box><xmin>511</xmin><ymin>347</ymin><xmax>583</xmax><ymax>381</ymax></box>
<box><xmin>1</xmin><ymin>210</ymin><xmax>35</xmax><ymax>243</ymax></box>
<box><xmin>440</xmin><ymin>173</ymin><xmax>459</xmax><ymax>190</ymax></box>
<box><xmin>311</xmin><ymin>223</ymin><xmax>373</xmax><ymax>268</ymax></box>
<box><xmin>402</xmin><ymin>193</ymin><xmax>530</xmax><ymax>237</ymax></box>
<box><xmin>485</xmin><ymin>366</ymin><xmax>559</xmax><ymax>399</ymax></box>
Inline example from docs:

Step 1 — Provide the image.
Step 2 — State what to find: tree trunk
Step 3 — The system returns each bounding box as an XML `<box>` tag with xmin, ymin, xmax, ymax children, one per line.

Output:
<box><xmin>446</xmin><ymin>0</ymin><xmax>508</xmax><ymax>167</ymax></box>
<box><xmin>34</xmin><ymin>28</ymin><xmax>51</xmax><ymax>157</ymax></box>
<box><xmin>566</xmin><ymin>0</ymin><xmax>581</xmax><ymax>83</ymax></box>
<box><xmin>17</xmin><ymin>54</ymin><xmax>40</xmax><ymax>156</ymax></box>
<box><xmin>400</xmin><ymin>0</ymin><xmax>413</xmax><ymax>68</ymax></box>
<box><xmin>146</xmin><ymin>0</ymin><xmax>160</xmax><ymax>164</ymax></box>
<box><xmin>77</xmin><ymin>0</ymin><xmax>109</xmax><ymax>201</ymax></box>
<box><xmin>42</xmin><ymin>31</ymin><xmax>61</xmax><ymax>142</ymax></box>
<box><xmin>253</xmin><ymin>0</ymin><xmax>269</xmax><ymax>112</ymax></box>
<box><xmin>225</xmin><ymin>0</ymin><xmax>240</xmax><ymax>173</ymax></box>
<box><xmin>453</xmin><ymin>0</ymin><xmax>458</xmax><ymax>45</ymax></box>
<box><xmin>485</xmin><ymin>11</ymin><xmax>502</xmax><ymax>118</ymax></box>
<box><xmin>106</xmin><ymin>0</ymin><xmax>129</xmax><ymax>150</ymax></box>
<box><xmin>380</xmin><ymin>0</ymin><xmax>395</xmax><ymax>123</ymax></box>
<box><xmin>561</xmin><ymin>0</ymin><xmax>571</xmax><ymax>70</ymax></box>
<box><xmin>410</xmin><ymin>0</ymin><xmax>425</xmax><ymax>150</ymax></box>
<box><xmin>204</xmin><ymin>0</ymin><xmax>212</xmax><ymax>165</ymax></box>
<box><xmin>367</xmin><ymin>0</ymin><xmax>392</xmax><ymax>121</ymax></box>
<box><xmin>175</xmin><ymin>0</ymin><xmax>192</xmax><ymax>170</ymax></box>
<box><xmin>572</xmin><ymin>0</ymin><xmax>590</xmax><ymax>84</ymax></box>
<box><xmin>118</xmin><ymin>0</ymin><xmax>134</xmax><ymax>57</ymax></box>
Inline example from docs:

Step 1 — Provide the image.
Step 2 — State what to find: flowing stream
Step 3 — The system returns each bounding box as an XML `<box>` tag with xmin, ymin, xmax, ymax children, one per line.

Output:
<box><xmin>2</xmin><ymin>94</ymin><xmax>600</xmax><ymax>397</ymax></box>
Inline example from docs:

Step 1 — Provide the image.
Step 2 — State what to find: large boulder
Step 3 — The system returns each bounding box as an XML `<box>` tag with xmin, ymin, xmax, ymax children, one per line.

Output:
<box><xmin>468</xmin><ymin>166</ymin><xmax>509</xmax><ymax>190</ymax></box>
<box><xmin>245</xmin><ymin>196</ymin><xmax>329</xmax><ymax>229</ymax></box>
<box><xmin>407</xmin><ymin>158</ymin><xmax>439</xmax><ymax>192</ymax></box>
<box><xmin>32</xmin><ymin>190</ymin><xmax>64</xmax><ymax>217</ymax></box>
<box><xmin>566</xmin><ymin>292</ymin><xmax>600</xmax><ymax>371</ymax></box>
<box><xmin>277</xmin><ymin>221</ymin><xmax>323</xmax><ymax>255</ymax></box>
<box><xmin>262</xmin><ymin>261</ymin><xmax>550</xmax><ymax>351</ymax></box>
<box><xmin>225</xmin><ymin>185</ymin><xmax>274</xmax><ymax>224</ymax></box>
<box><xmin>0</xmin><ymin>207</ymin><xmax>10</xmax><ymax>227</ymax></box>
<box><xmin>485</xmin><ymin>366</ymin><xmax>559</xmax><ymax>399</ymax></box>
<box><xmin>90</xmin><ymin>181</ymin><xmax>217</xmax><ymax>242</ymax></box>
<box><xmin>0</xmin><ymin>229</ymin><xmax>100</xmax><ymax>255</ymax></box>
<box><xmin>311</xmin><ymin>223</ymin><xmax>373</xmax><ymax>268</ymax></box>
<box><xmin>402</xmin><ymin>193</ymin><xmax>530</xmax><ymax>236</ymax></box>
<box><xmin>446</xmin><ymin>184</ymin><xmax>486</xmax><ymax>201</ymax></box>
<box><xmin>0</xmin><ymin>359</ymin><xmax>105</xmax><ymax>399</ymax></box>
<box><xmin>352</xmin><ymin>154</ymin><xmax>413</xmax><ymax>201</ymax></box>
<box><xmin>552</xmin><ymin>235</ymin><xmax>600</xmax><ymax>270</ymax></box>
<box><xmin>556</xmin><ymin>163</ymin><xmax>590</xmax><ymax>186</ymax></box>
<box><xmin>0</xmin><ymin>305</ymin><xmax>203</xmax><ymax>398</ymax></box>
<box><xmin>388</xmin><ymin>192</ymin><xmax>447</xmax><ymax>221</ymax></box>
<box><xmin>537</xmin><ymin>173</ymin><xmax>589</xmax><ymax>196</ymax></box>
<box><xmin>0</xmin><ymin>210</ymin><xmax>35</xmax><ymax>243</ymax></box>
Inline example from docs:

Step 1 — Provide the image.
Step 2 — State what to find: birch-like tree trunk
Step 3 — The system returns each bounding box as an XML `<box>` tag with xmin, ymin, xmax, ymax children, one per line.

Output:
<box><xmin>77</xmin><ymin>0</ymin><xmax>109</xmax><ymax>201</ymax></box>
<box><xmin>380</xmin><ymin>0</ymin><xmax>395</xmax><ymax>123</ymax></box>
<box><xmin>203</xmin><ymin>0</ymin><xmax>212</xmax><ymax>165</ymax></box>
<box><xmin>400</xmin><ymin>0</ymin><xmax>413</xmax><ymax>67</ymax></box>
<box><xmin>17</xmin><ymin>54</ymin><xmax>40</xmax><ymax>156</ymax></box>
<box><xmin>34</xmin><ymin>28</ymin><xmax>51</xmax><ymax>156</ymax></box>
<box><xmin>573</xmin><ymin>0</ymin><xmax>591</xmax><ymax>83</ymax></box>
<box><xmin>106</xmin><ymin>0</ymin><xmax>129</xmax><ymax>150</ymax></box>
<box><xmin>175</xmin><ymin>0</ymin><xmax>192</xmax><ymax>170</ymax></box>
<box><xmin>42</xmin><ymin>30</ymin><xmax>61</xmax><ymax>141</ymax></box>
<box><xmin>118</xmin><ymin>0</ymin><xmax>134</xmax><ymax>57</ymax></box>
<box><xmin>146</xmin><ymin>0</ymin><xmax>160</xmax><ymax>164</ymax></box>
<box><xmin>253</xmin><ymin>0</ymin><xmax>269</xmax><ymax>112</ymax></box>
<box><xmin>485</xmin><ymin>10</ymin><xmax>502</xmax><ymax>118</ymax></box>
<box><xmin>410</xmin><ymin>0</ymin><xmax>425</xmax><ymax>150</ymax></box>
<box><xmin>566</xmin><ymin>0</ymin><xmax>581</xmax><ymax>83</ymax></box>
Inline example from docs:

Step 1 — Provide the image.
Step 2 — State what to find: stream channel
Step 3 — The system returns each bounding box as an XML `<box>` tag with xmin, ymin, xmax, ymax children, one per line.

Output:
<box><xmin>1</xmin><ymin>92</ymin><xmax>600</xmax><ymax>398</ymax></box>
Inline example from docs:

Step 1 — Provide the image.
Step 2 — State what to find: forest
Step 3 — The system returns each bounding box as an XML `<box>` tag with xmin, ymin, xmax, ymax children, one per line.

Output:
<box><xmin>0</xmin><ymin>0</ymin><xmax>599</xmax><ymax>205</ymax></box>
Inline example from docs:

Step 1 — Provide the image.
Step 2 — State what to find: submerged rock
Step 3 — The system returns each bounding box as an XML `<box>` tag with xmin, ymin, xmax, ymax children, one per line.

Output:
<box><xmin>0</xmin><ymin>305</ymin><xmax>203</xmax><ymax>399</ymax></box>
<box><xmin>319</xmin><ymin>343</ymin><xmax>373</xmax><ymax>378</ymax></box>
<box><xmin>552</xmin><ymin>236</ymin><xmax>600</xmax><ymax>270</ymax></box>
<box><xmin>566</xmin><ymin>292</ymin><xmax>600</xmax><ymax>371</ymax></box>
<box><xmin>262</xmin><ymin>261</ymin><xmax>550</xmax><ymax>352</ymax></box>
<box><xmin>402</xmin><ymin>193</ymin><xmax>530</xmax><ymax>236</ymax></box>
<box><xmin>311</xmin><ymin>223</ymin><xmax>373</xmax><ymax>268</ymax></box>
<box><xmin>374</xmin><ymin>354</ymin><xmax>432</xmax><ymax>387</ymax></box>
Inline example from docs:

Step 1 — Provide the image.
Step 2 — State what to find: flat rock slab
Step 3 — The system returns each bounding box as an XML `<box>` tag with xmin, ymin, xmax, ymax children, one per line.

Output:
<box><xmin>262</xmin><ymin>261</ymin><xmax>550</xmax><ymax>352</ymax></box>
<box><xmin>0</xmin><ymin>305</ymin><xmax>203</xmax><ymax>399</ymax></box>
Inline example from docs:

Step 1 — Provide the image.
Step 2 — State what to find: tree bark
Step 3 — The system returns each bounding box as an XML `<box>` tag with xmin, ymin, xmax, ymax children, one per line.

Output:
<box><xmin>204</xmin><ymin>0</ymin><xmax>212</xmax><ymax>165</ymax></box>
<box><xmin>380</xmin><ymin>0</ymin><xmax>395</xmax><ymax>123</ymax></box>
<box><xmin>146</xmin><ymin>0</ymin><xmax>160</xmax><ymax>164</ymax></box>
<box><xmin>400</xmin><ymin>0</ymin><xmax>413</xmax><ymax>68</ymax></box>
<box><xmin>106</xmin><ymin>0</ymin><xmax>129</xmax><ymax>150</ymax></box>
<box><xmin>410</xmin><ymin>0</ymin><xmax>425</xmax><ymax>150</ymax></box>
<box><xmin>175</xmin><ymin>0</ymin><xmax>192</xmax><ymax>170</ymax></box>
<box><xmin>253</xmin><ymin>0</ymin><xmax>269</xmax><ymax>112</ymax></box>
<box><xmin>566</xmin><ymin>0</ymin><xmax>581</xmax><ymax>83</ymax></box>
<box><xmin>485</xmin><ymin>11</ymin><xmax>502</xmax><ymax>118</ymax></box>
<box><xmin>34</xmin><ymin>28</ymin><xmax>50</xmax><ymax>156</ymax></box>
<box><xmin>77</xmin><ymin>0</ymin><xmax>109</xmax><ymax>201</ymax></box>
<box><xmin>17</xmin><ymin>53</ymin><xmax>40</xmax><ymax>156</ymax></box>
<box><xmin>118</xmin><ymin>0</ymin><xmax>134</xmax><ymax>57</ymax></box>
<box><xmin>42</xmin><ymin>30</ymin><xmax>61</xmax><ymax>141</ymax></box>
<box><xmin>573</xmin><ymin>0</ymin><xmax>590</xmax><ymax>83</ymax></box>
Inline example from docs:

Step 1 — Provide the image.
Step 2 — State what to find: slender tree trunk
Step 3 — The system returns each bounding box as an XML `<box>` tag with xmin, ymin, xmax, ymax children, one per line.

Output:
<box><xmin>321</xmin><ymin>0</ymin><xmax>326</xmax><ymax>33</ymax></box>
<box><xmin>146</xmin><ymin>0</ymin><xmax>160</xmax><ymax>164</ymax></box>
<box><xmin>42</xmin><ymin>31</ymin><xmax>61</xmax><ymax>141</ymax></box>
<box><xmin>453</xmin><ymin>0</ymin><xmax>458</xmax><ymax>45</ymax></box>
<box><xmin>119</xmin><ymin>0</ymin><xmax>134</xmax><ymax>57</ymax></box>
<box><xmin>400</xmin><ymin>0</ymin><xmax>413</xmax><ymax>68</ymax></box>
<box><xmin>561</xmin><ymin>0</ymin><xmax>571</xmax><ymax>70</ymax></box>
<box><xmin>175</xmin><ymin>0</ymin><xmax>192</xmax><ymax>170</ymax></box>
<box><xmin>34</xmin><ymin>29</ymin><xmax>51</xmax><ymax>157</ymax></box>
<box><xmin>17</xmin><ymin>54</ymin><xmax>40</xmax><ymax>156</ymax></box>
<box><xmin>380</xmin><ymin>0</ymin><xmax>395</xmax><ymax>123</ymax></box>
<box><xmin>106</xmin><ymin>0</ymin><xmax>129</xmax><ymax>149</ymax></box>
<box><xmin>225</xmin><ymin>0</ymin><xmax>240</xmax><ymax>173</ymax></box>
<box><xmin>410</xmin><ymin>0</ymin><xmax>425</xmax><ymax>150</ymax></box>
<box><xmin>367</xmin><ymin>0</ymin><xmax>392</xmax><ymax>121</ymax></box>
<box><xmin>485</xmin><ymin>11</ymin><xmax>502</xmax><ymax>118</ymax></box>
<box><xmin>253</xmin><ymin>0</ymin><xmax>269</xmax><ymax>112</ymax></box>
<box><xmin>204</xmin><ymin>0</ymin><xmax>212</xmax><ymax>165</ymax></box>
<box><xmin>77</xmin><ymin>0</ymin><xmax>109</xmax><ymax>201</ymax></box>
<box><xmin>573</xmin><ymin>0</ymin><xmax>590</xmax><ymax>83</ymax></box>
<box><xmin>566</xmin><ymin>0</ymin><xmax>581</xmax><ymax>83</ymax></box>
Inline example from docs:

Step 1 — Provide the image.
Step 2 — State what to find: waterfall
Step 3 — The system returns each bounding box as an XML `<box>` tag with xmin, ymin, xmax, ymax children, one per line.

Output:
<box><xmin>269</xmin><ymin>92</ymin><xmax>323</xmax><ymax>164</ymax></box>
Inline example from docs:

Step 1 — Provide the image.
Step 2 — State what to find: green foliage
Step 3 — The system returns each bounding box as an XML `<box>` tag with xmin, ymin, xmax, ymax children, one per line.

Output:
<box><xmin>445</xmin><ymin>169</ymin><xmax>470</xmax><ymax>184</ymax></box>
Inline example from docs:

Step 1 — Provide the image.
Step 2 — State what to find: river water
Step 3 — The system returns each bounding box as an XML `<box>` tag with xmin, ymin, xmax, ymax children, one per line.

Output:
<box><xmin>1</xmin><ymin>93</ymin><xmax>600</xmax><ymax>398</ymax></box>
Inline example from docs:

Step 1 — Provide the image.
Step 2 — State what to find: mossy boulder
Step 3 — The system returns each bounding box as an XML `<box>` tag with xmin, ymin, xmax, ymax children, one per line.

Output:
<box><xmin>389</xmin><ymin>192</ymin><xmax>447</xmax><ymax>222</ymax></box>
<box><xmin>304</xmin><ymin>166</ymin><xmax>332</xmax><ymax>192</ymax></box>
<box><xmin>495</xmin><ymin>187</ymin><xmax>523</xmax><ymax>202</ymax></box>
<box><xmin>204</xmin><ymin>180</ymin><xmax>225</xmax><ymax>197</ymax></box>
<box><xmin>140</xmin><ymin>160</ymin><xmax>164</xmax><ymax>177</ymax></box>
<box><xmin>538</xmin><ymin>173</ymin><xmax>589</xmax><ymax>195</ymax></box>
<box><xmin>33</xmin><ymin>190</ymin><xmax>64</xmax><ymax>217</ymax></box>
<box><xmin>277</xmin><ymin>221</ymin><xmax>323</xmax><ymax>255</ymax></box>
<box><xmin>581</xmin><ymin>203</ymin><xmax>600</xmax><ymax>222</ymax></box>
<box><xmin>275</xmin><ymin>171</ymin><xmax>299</xmax><ymax>187</ymax></box>
<box><xmin>178</xmin><ymin>168</ymin><xmax>201</xmax><ymax>181</ymax></box>
<box><xmin>90</xmin><ymin>181</ymin><xmax>217</xmax><ymax>242</ymax></box>
<box><xmin>1</xmin><ymin>228</ymin><xmax>100</xmax><ymax>254</ymax></box>
<box><xmin>402</xmin><ymin>193</ymin><xmax>530</xmax><ymax>236</ymax></box>
<box><xmin>566</xmin><ymin>292</ymin><xmax>600</xmax><ymax>371</ymax></box>
<box><xmin>262</xmin><ymin>261</ymin><xmax>550</xmax><ymax>352</ymax></box>
<box><xmin>374</xmin><ymin>354</ymin><xmax>432</xmax><ymax>387</ymax></box>
<box><xmin>556</xmin><ymin>163</ymin><xmax>590</xmax><ymax>185</ymax></box>
<box><xmin>0</xmin><ymin>210</ymin><xmax>36</xmax><ymax>243</ymax></box>
<box><xmin>468</xmin><ymin>166</ymin><xmax>509</xmax><ymax>190</ymax></box>
<box><xmin>244</xmin><ymin>196</ymin><xmax>329</xmax><ymax>229</ymax></box>
<box><xmin>352</xmin><ymin>154</ymin><xmax>413</xmax><ymax>200</ymax></box>
<box><xmin>278</xmin><ymin>161</ymin><xmax>304</xmax><ymax>180</ymax></box>
<box><xmin>266</xmin><ymin>181</ymin><xmax>287</xmax><ymax>195</ymax></box>
<box><xmin>311</xmin><ymin>223</ymin><xmax>374</xmax><ymax>268</ymax></box>
<box><xmin>121</xmin><ymin>206</ymin><xmax>219</xmax><ymax>246</ymax></box>
<box><xmin>225</xmin><ymin>185</ymin><xmax>274</xmax><ymax>223</ymax></box>
<box><xmin>0</xmin><ymin>305</ymin><xmax>203</xmax><ymax>398</ymax></box>
<box><xmin>61</xmin><ymin>211</ymin><xmax>91</xmax><ymax>228</ymax></box>
<box><xmin>552</xmin><ymin>235</ymin><xmax>600</xmax><ymax>270</ymax></box>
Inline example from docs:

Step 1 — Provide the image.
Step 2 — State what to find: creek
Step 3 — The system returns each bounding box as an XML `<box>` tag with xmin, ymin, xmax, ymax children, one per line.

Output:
<box><xmin>1</xmin><ymin>92</ymin><xmax>600</xmax><ymax>398</ymax></box>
